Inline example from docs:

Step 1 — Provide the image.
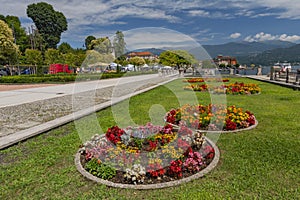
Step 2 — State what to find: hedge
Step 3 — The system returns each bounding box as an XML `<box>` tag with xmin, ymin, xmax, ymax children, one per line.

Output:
<box><xmin>0</xmin><ymin>71</ymin><xmax>156</xmax><ymax>84</ymax></box>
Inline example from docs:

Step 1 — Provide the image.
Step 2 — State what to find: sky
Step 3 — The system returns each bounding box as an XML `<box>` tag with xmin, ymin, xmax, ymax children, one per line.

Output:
<box><xmin>1</xmin><ymin>0</ymin><xmax>300</xmax><ymax>50</ymax></box>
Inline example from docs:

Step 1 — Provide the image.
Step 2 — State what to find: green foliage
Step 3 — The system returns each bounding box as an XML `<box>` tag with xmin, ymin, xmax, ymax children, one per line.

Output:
<box><xmin>3</xmin><ymin>15</ymin><xmax>29</xmax><ymax>53</ymax></box>
<box><xmin>58</xmin><ymin>42</ymin><xmax>73</xmax><ymax>54</ymax></box>
<box><xmin>0</xmin><ymin>72</ymin><xmax>153</xmax><ymax>83</ymax></box>
<box><xmin>128</xmin><ymin>56</ymin><xmax>145</xmax><ymax>67</ymax></box>
<box><xmin>85</xmin><ymin>159</ymin><xmax>116</xmax><ymax>180</ymax></box>
<box><xmin>113</xmin><ymin>31</ymin><xmax>126</xmax><ymax>58</ymax></box>
<box><xmin>85</xmin><ymin>35</ymin><xmax>96</xmax><ymax>50</ymax></box>
<box><xmin>25</xmin><ymin>49</ymin><xmax>43</xmax><ymax>65</ymax></box>
<box><xmin>45</xmin><ymin>48</ymin><xmax>62</xmax><ymax>64</ymax></box>
<box><xmin>89</xmin><ymin>37</ymin><xmax>112</xmax><ymax>54</ymax></box>
<box><xmin>159</xmin><ymin>50</ymin><xmax>195</xmax><ymax>68</ymax></box>
<box><xmin>81</xmin><ymin>50</ymin><xmax>114</xmax><ymax>68</ymax></box>
<box><xmin>0</xmin><ymin>19</ymin><xmax>19</xmax><ymax>65</ymax></box>
<box><xmin>27</xmin><ymin>2</ymin><xmax>68</xmax><ymax>49</ymax></box>
<box><xmin>172</xmin><ymin>49</ymin><xmax>197</xmax><ymax>65</ymax></box>
<box><xmin>24</xmin><ymin>49</ymin><xmax>43</xmax><ymax>74</ymax></box>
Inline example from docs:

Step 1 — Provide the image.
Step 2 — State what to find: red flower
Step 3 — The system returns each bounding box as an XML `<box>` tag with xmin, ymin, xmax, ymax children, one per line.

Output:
<box><xmin>105</xmin><ymin>126</ymin><xmax>125</xmax><ymax>144</ymax></box>
<box><xmin>225</xmin><ymin>119</ymin><xmax>237</xmax><ymax>130</ymax></box>
<box><xmin>168</xmin><ymin>160</ymin><xmax>183</xmax><ymax>178</ymax></box>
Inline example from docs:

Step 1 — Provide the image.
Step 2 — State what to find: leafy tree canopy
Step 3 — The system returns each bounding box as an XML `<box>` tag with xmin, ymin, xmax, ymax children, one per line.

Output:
<box><xmin>45</xmin><ymin>48</ymin><xmax>62</xmax><ymax>64</ymax></box>
<box><xmin>129</xmin><ymin>56</ymin><xmax>145</xmax><ymax>66</ymax></box>
<box><xmin>81</xmin><ymin>50</ymin><xmax>114</xmax><ymax>68</ymax></box>
<box><xmin>85</xmin><ymin>35</ymin><xmax>96</xmax><ymax>50</ymax></box>
<box><xmin>27</xmin><ymin>2</ymin><xmax>67</xmax><ymax>49</ymax></box>
<box><xmin>113</xmin><ymin>31</ymin><xmax>126</xmax><ymax>58</ymax></box>
<box><xmin>89</xmin><ymin>37</ymin><xmax>112</xmax><ymax>54</ymax></box>
<box><xmin>58</xmin><ymin>42</ymin><xmax>73</xmax><ymax>54</ymax></box>
<box><xmin>159</xmin><ymin>50</ymin><xmax>197</xmax><ymax>68</ymax></box>
<box><xmin>0</xmin><ymin>20</ymin><xmax>19</xmax><ymax>64</ymax></box>
<box><xmin>4</xmin><ymin>15</ymin><xmax>30</xmax><ymax>53</ymax></box>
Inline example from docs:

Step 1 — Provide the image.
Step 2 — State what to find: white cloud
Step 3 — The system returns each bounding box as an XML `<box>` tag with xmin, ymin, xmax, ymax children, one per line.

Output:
<box><xmin>279</xmin><ymin>34</ymin><xmax>300</xmax><ymax>42</ymax></box>
<box><xmin>244</xmin><ymin>32</ymin><xmax>300</xmax><ymax>43</ymax></box>
<box><xmin>123</xmin><ymin>27</ymin><xmax>200</xmax><ymax>50</ymax></box>
<box><xmin>188</xmin><ymin>10</ymin><xmax>210</xmax><ymax>17</ymax></box>
<box><xmin>188</xmin><ymin>9</ymin><xmax>232</xmax><ymax>19</ymax></box>
<box><xmin>230</xmin><ymin>33</ymin><xmax>241</xmax><ymax>39</ymax></box>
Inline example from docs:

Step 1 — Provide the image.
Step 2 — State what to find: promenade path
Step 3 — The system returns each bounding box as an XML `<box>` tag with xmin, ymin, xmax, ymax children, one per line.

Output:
<box><xmin>0</xmin><ymin>73</ymin><xmax>178</xmax><ymax>149</ymax></box>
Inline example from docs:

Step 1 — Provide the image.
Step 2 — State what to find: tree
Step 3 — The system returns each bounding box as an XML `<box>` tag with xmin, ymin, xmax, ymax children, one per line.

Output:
<box><xmin>85</xmin><ymin>35</ymin><xmax>96</xmax><ymax>50</ymax></box>
<box><xmin>173</xmin><ymin>50</ymin><xmax>197</xmax><ymax>66</ymax></box>
<box><xmin>58</xmin><ymin>42</ymin><xmax>73</xmax><ymax>54</ymax></box>
<box><xmin>45</xmin><ymin>49</ymin><xmax>62</xmax><ymax>64</ymax></box>
<box><xmin>25</xmin><ymin>49</ymin><xmax>43</xmax><ymax>74</ymax></box>
<box><xmin>0</xmin><ymin>20</ymin><xmax>19</xmax><ymax>65</ymax></box>
<box><xmin>113</xmin><ymin>31</ymin><xmax>126</xmax><ymax>58</ymax></box>
<box><xmin>129</xmin><ymin>56</ymin><xmax>145</xmax><ymax>71</ymax></box>
<box><xmin>114</xmin><ymin>55</ymin><xmax>127</xmax><ymax>66</ymax></box>
<box><xmin>89</xmin><ymin>37</ymin><xmax>113</xmax><ymax>55</ymax></box>
<box><xmin>27</xmin><ymin>2</ymin><xmax>68</xmax><ymax>49</ymax></box>
<box><xmin>2</xmin><ymin>15</ymin><xmax>29</xmax><ymax>53</ymax></box>
<box><xmin>159</xmin><ymin>50</ymin><xmax>197</xmax><ymax>69</ymax></box>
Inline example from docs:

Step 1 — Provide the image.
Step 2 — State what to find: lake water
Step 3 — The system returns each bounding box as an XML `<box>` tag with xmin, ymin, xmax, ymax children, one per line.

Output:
<box><xmin>229</xmin><ymin>66</ymin><xmax>300</xmax><ymax>75</ymax></box>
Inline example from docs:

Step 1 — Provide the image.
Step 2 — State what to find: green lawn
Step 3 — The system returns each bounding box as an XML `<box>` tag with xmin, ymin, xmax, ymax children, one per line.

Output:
<box><xmin>0</xmin><ymin>77</ymin><xmax>299</xmax><ymax>199</ymax></box>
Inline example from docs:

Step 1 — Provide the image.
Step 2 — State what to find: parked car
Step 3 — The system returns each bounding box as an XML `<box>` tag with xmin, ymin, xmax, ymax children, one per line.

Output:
<box><xmin>21</xmin><ymin>68</ymin><xmax>32</xmax><ymax>75</ymax></box>
<box><xmin>0</xmin><ymin>68</ymin><xmax>8</xmax><ymax>77</ymax></box>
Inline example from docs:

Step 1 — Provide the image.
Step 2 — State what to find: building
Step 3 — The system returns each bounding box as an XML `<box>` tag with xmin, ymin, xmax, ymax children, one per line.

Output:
<box><xmin>213</xmin><ymin>55</ymin><xmax>237</xmax><ymax>66</ymax></box>
<box><xmin>126</xmin><ymin>51</ymin><xmax>157</xmax><ymax>60</ymax></box>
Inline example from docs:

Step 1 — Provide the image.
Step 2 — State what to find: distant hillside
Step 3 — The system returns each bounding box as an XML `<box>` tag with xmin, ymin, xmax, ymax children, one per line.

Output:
<box><xmin>237</xmin><ymin>44</ymin><xmax>300</xmax><ymax>66</ymax></box>
<box><xmin>126</xmin><ymin>48</ymin><xmax>165</xmax><ymax>56</ymax></box>
<box><xmin>202</xmin><ymin>40</ymin><xmax>295</xmax><ymax>58</ymax></box>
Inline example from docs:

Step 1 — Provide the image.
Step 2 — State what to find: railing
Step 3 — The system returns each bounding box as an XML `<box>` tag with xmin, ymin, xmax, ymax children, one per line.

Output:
<box><xmin>270</xmin><ymin>66</ymin><xmax>300</xmax><ymax>85</ymax></box>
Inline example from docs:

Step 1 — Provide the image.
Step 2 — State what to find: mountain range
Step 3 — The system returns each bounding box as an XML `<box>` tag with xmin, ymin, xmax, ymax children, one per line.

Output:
<box><xmin>126</xmin><ymin>40</ymin><xmax>300</xmax><ymax>66</ymax></box>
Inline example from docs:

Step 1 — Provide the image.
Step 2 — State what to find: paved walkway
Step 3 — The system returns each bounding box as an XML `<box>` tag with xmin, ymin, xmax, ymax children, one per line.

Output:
<box><xmin>246</xmin><ymin>75</ymin><xmax>300</xmax><ymax>90</ymax></box>
<box><xmin>0</xmin><ymin>73</ymin><xmax>178</xmax><ymax>149</ymax></box>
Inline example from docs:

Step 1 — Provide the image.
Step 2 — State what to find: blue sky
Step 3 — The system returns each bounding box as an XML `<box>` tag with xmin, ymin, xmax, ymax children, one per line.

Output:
<box><xmin>1</xmin><ymin>0</ymin><xmax>300</xmax><ymax>49</ymax></box>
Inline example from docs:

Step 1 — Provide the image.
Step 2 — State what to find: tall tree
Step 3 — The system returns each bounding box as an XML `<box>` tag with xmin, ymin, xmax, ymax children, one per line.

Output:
<box><xmin>113</xmin><ymin>31</ymin><xmax>126</xmax><ymax>58</ymax></box>
<box><xmin>159</xmin><ymin>50</ymin><xmax>196</xmax><ymax>68</ymax></box>
<box><xmin>129</xmin><ymin>56</ymin><xmax>145</xmax><ymax>71</ymax></box>
<box><xmin>89</xmin><ymin>37</ymin><xmax>112</xmax><ymax>54</ymax></box>
<box><xmin>25</xmin><ymin>49</ymin><xmax>43</xmax><ymax>74</ymax></box>
<box><xmin>58</xmin><ymin>42</ymin><xmax>73</xmax><ymax>54</ymax></box>
<box><xmin>85</xmin><ymin>35</ymin><xmax>96</xmax><ymax>50</ymax></box>
<box><xmin>27</xmin><ymin>2</ymin><xmax>68</xmax><ymax>49</ymax></box>
<box><xmin>5</xmin><ymin>15</ymin><xmax>30</xmax><ymax>53</ymax></box>
<box><xmin>0</xmin><ymin>20</ymin><xmax>19</xmax><ymax>65</ymax></box>
<box><xmin>45</xmin><ymin>49</ymin><xmax>62</xmax><ymax>64</ymax></box>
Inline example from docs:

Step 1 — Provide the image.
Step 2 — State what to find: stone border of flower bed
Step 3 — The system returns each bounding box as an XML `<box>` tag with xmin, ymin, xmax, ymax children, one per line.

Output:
<box><xmin>74</xmin><ymin>136</ymin><xmax>220</xmax><ymax>190</ymax></box>
<box><xmin>197</xmin><ymin>118</ymin><xmax>258</xmax><ymax>134</ymax></box>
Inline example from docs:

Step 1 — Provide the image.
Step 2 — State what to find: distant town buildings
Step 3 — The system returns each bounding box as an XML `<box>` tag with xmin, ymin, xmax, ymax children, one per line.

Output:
<box><xmin>126</xmin><ymin>51</ymin><xmax>157</xmax><ymax>60</ymax></box>
<box><xmin>213</xmin><ymin>55</ymin><xmax>237</xmax><ymax>66</ymax></box>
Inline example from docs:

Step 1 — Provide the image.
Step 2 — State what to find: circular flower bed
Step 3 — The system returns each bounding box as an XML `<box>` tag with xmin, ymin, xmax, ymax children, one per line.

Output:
<box><xmin>76</xmin><ymin>123</ymin><xmax>219</xmax><ymax>189</ymax></box>
<box><xmin>184</xmin><ymin>82</ymin><xmax>261</xmax><ymax>95</ymax></box>
<box><xmin>165</xmin><ymin>104</ymin><xmax>258</xmax><ymax>132</ymax></box>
